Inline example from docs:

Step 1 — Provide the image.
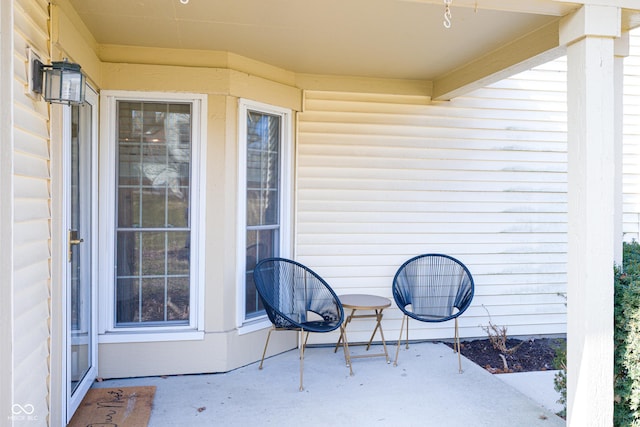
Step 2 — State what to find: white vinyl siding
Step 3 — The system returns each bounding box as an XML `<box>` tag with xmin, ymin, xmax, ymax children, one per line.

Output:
<box><xmin>624</xmin><ymin>31</ymin><xmax>640</xmax><ymax>243</ymax></box>
<box><xmin>297</xmin><ymin>62</ymin><xmax>569</xmax><ymax>343</ymax></box>
<box><xmin>12</xmin><ymin>0</ymin><xmax>51</xmax><ymax>423</ymax></box>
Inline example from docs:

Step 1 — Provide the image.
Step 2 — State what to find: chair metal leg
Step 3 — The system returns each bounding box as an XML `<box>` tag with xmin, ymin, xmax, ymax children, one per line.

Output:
<box><xmin>394</xmin><ymin>315</ymin><xmax>407</xmax><ymax>367</ymax></box>
<box><xmin>299</xmin><ymin>329</ymin><xmax>305</xmax><ymax>391</ymax></box>
<box><xmin>405</xmin><ymin>316</ymin><xmax>409</xmax><ymax>349</ymax></box>
<box><xmin>455</xmin><ymin>318</ymin><xmax>463</xmax><ymax>373</ymax></box>
<box><xmin>259</xmin><ymin>326</ymin><xmax>275</xmax><ymax>370</ymax></box>
<box><xmin>299</xmin><ymin>330</ymin><xmax>311</xmax><ymax>391</ymax></box>
<box><xmin>303</xmin><ymin>330</ymin><xmax>310</xmax><ymax>348</ymax></box>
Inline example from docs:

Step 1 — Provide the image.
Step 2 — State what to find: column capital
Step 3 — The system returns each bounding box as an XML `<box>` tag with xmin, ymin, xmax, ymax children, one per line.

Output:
<box><xmin>560</xmin><ymin>4</ymin><xmax>621</xmax><ymax>46</ymax></box>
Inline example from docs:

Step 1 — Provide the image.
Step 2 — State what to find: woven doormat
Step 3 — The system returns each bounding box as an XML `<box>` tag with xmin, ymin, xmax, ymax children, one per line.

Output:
<box><xmin>68</xmin><ymin>386</ymin><xmax>155</xmax><ymax>427</ymax></box>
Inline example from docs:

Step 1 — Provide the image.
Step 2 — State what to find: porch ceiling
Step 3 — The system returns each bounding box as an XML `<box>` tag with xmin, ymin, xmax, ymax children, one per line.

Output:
<box><xmin>66</xmin><ymin>0</ymin><xmax>638</xmax><ymax>98</ymax></box>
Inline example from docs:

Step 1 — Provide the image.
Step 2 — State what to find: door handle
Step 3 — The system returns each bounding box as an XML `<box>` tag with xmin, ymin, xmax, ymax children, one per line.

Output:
<box><xmin>68</xmin><ymin>230</ymin><xmax>84</xmax><ymax>262</ymax></box>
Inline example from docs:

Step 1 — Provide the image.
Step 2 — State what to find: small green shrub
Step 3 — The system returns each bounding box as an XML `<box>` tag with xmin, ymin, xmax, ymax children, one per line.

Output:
<box><xmin>548</xmin><ymin>241</ymin><xmax>640</xmax><ymax>423</ymax></box>
<box><xmin>553</xmin><ymin>332</ymin><xmax>567</xmax><ymax>418</ymax></box>
<box><xmin>614</xmin><ymin>241</ymin><xmax>640</xmax><ymax>426</ymax></box>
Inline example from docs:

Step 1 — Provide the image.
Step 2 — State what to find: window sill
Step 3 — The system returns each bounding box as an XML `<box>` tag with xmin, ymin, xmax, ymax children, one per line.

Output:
<box><xmin>98</xmin><ymin>330</ymin><xmax>205</xmax><ymax>344</ymax></box>
<box><xmin>238</xmin><ymin>318</ymin><xmax>271</xmax><ymax>335</ymax></box>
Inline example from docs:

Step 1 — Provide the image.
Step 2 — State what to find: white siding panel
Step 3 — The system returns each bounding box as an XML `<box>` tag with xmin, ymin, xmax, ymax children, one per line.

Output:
<box><xmin>14</xmin><ymin>151</ymin><xmax>49</xmax><ymax>179</ymax></box>
<box><xmin>12</xmin><ymin>0</ymin><xmax>51</xmax><ymax>424</ymax></box>
<box><xmin>14</xmin><ymin>127</ymin><xmax>49</xmax><ymax>159</ymax></box>
<box><xmin>14</xmin><ymin>174</ymin><xmax>49</xmax><ymax>198</ymax></box>
<box><xmin>13</xmin><ymin>219</ymin><xmax>49</xmax><ymax>245</ymax></box>
<box><xmin>13</xmin><ymin>0</ymin><xmax>49</xmax><ymax>55</ymax></box>
<box><xmin>14</xmin><ymin>237</ymin><xmax>51</xmax><ymax>270</ymax></box>
<box><xmin>299</xmin><ymin>34</ymin><xmax>640</xmax><ymax>343</ymax></box>
<box><xmin>298</xmin><ymin>67</ymin><xmax>569</xmax><ymax>342</ymax></box>
<box><xmin>15</xmin><ymin>102</ymin><xmax>49</xmax><ymax>140</ymax></box>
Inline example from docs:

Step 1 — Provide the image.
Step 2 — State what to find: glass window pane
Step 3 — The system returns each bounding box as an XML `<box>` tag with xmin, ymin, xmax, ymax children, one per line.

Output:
<box><xmin>141</xmin><ymin>232</ymin><xmax>166</xmax><ymax>276</ymax></box>
<box><xmin>167</xmin><ymin>231</ymin><xmax>190</xmax><ymax>274</ymax></box>
<box><xmin>264</xmin><ymin>189</ymin><xmax>279</xmax><ymax>224</ymax></box>
<box><xmin>257</xmin><ymin>229</ymin><xmax>277</xmax><ymax>258</ymax></box>
<box><xmin>245</xmin><ymin>229</ymin><xmax>279</xmax><ymax>315</ymax></box>
<box><xmin>168</xmin><ymin>278</ymin><xmax>189</xmax><ymax>321</ymax></box>
<box><xmin>167</xmin><ymin>189</ymin><xmax>189</xmax><ymax>228</ymax></box>
<box><xmin>118</xmin><ymin>143</ymin><xmax>142</xmax><ymax>185</ymax></box>
<box><xmin>141</xmin><ymin>278</ymin><xmax>165</xmax><ymax>322</ymax></box>
<box><xmin>244</xmin><ymin>107</ymin><xmax>283</xmax><ymax>318</ymax></box>
<box><xmin>246</xmin><ymin>190</ymin><xmax>261</xmax><ymax>226</ymax></box>
<box><xmin>118</xmin><ymin>188</ymin><xmax>139</xmax><ymax>228</ymax></box>
<box><xmin>246</xmin><ymin>230</ymin><xmax>259</xmax><ymax>271</ymax></box>
<box><xmin>116</xmin><ymin>231</ymin><xmax>139</xmax><ymax>276</ymax></box>
<box><xmin>245</xmin><ymin>272</ymin><xmax>263</xmax><ymax>316</ymax></box>
<box><xmin>143</xmin><ymin>103</ymin><xmax>167</xmax><ymax>144</ymax></box>
<box><xmin>141</xmin><ymin>144</ymin><xmax>168</xmax><ymax>186</ymax></box>
<box><xmin>115</xmin><ymin>100</ymin><xmax>193</xmax><ymax>327</ymax></box>
<box><xmin>141</xmin><ymin>188</ymin><xmax>166</xmax><ymax>228</ymax></box>
<box><xmin>116</xmin><ymin>277</ymin><xmax>139</xmax><ymax>324</ymax></box>
<box><xmin>118</xmin><ymin>101</ymin><xmax>143</xmax><ymax>142</ymax></box>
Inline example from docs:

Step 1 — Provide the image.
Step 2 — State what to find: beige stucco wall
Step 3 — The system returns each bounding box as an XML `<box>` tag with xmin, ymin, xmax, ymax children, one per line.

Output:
<box><xmin>96</xmin><ymin>53</ymin><xmax>302</xmax><ymax>378</ymax></box>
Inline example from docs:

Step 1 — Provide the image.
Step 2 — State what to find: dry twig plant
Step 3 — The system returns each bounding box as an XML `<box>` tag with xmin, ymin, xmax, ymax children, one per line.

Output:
<box><xmin>480</xmin><ymin>306</ymin><xmax>523</xmax><ymax>371</ymax></box>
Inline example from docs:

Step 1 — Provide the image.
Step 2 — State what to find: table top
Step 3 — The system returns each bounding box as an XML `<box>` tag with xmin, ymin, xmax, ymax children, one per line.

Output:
<box><xmin>339</xmin><ymin>294</ymin><xmax>391</xmax><ymax>310</ymax></box>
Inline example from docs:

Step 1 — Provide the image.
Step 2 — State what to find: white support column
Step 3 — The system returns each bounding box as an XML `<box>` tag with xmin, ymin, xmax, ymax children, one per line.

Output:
<box><xmin>614</xmin><ymin>33</ymin><xmax>629</xmax><ymax>266</ymax></box>
<box><xmin>560</xmin><ymin>5</ymin><xmax>621</xmax><ymax>426</ymax></box>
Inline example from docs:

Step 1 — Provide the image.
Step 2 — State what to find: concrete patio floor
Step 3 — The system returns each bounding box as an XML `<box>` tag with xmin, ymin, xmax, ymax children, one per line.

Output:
<box><xmin>92</xmin><ymin>341</ymin><xmax>565</xmax><ymax>426</ymax></box>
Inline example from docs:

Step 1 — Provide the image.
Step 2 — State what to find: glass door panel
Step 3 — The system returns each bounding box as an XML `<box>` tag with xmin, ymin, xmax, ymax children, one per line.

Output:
<box><xmin>69</xmin><ymin>102</ymin><xmax>91</xmax><ymax>393</ymax></box>
<box><xmin>66</xmin><ymin>87</ymin><xmax>98</xmax><ymax>421</ymax></box>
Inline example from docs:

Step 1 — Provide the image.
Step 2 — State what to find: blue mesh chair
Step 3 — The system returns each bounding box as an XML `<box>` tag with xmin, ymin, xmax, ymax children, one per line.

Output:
<box><xmin>253</xmin><ymin>257</ymin><xmax>344</xmax><ymax>391</ymax></box>
<box><xmin>392</xmin><ymin>253</ymin><xmax>474</xmax><ymax>372</ymax></box>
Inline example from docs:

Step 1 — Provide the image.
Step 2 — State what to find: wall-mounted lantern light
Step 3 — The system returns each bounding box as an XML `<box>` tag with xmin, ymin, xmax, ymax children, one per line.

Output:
<box><xmin>32</xmin><ymin>58</ymin><xmax>85</xmax><ymax>105</ymax></box>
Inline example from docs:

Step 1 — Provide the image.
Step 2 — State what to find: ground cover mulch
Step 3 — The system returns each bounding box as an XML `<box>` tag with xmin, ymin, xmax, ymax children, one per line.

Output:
<box><xmin>445</xmin><ymin>337</ymin><xmax>566</xmax><ymax>374</ymax></box>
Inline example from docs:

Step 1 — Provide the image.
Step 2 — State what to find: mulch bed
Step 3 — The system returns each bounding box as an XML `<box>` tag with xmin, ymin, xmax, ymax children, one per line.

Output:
<box><xmin>445</xmin><ymin>337</ymin><xmax>566</xmax><ymax>374</ymax></box>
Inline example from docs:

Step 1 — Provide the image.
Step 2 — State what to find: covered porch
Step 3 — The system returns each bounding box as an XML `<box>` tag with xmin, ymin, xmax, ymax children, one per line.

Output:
<box><xmin>4</xmin><ymin>0</ymin><xmax>640</xmax><ymax>425</ymax></box>
<box><xmin>90</xmin><ymin>341</ymin><xmax>564</xmax><ymax>426</ymax></box>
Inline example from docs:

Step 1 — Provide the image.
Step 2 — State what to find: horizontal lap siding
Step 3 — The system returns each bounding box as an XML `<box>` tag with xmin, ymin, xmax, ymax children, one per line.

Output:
<box><xmin>624</xmin><ymin>31</ymin><xmax>640</xmax><ymax>243</ymax></box>
<box><xmin>13</xmin><ymin>0</ymin><xmax>51</xmax><ymax>423</ymax></box>
<box><xmin>297</xmin><ymin>65</ymin><xmax>569</xmax><ymax>343</ymax></box>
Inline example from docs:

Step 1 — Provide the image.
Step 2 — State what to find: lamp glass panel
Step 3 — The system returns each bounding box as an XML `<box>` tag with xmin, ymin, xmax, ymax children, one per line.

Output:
<box><xmin>61</xmin><ymin>72</ymin><xmax>84</xmax><ymax>103</ymax></box>
<box><xmin>45</xmin><ymin>67</ymin><xmax>85</xmax><ymax>103</ymax></box>
<box><xmin>44</xmin><ymin>69</ymin><xmax>62</xmax><ymax>101</ymax></box>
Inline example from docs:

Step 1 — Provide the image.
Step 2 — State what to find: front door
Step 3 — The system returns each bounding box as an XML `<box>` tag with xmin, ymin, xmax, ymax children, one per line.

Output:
<box><xmin>65</xmin><ymin>86</ymin><xmax>98</xmax><ymax>422</ymax></box>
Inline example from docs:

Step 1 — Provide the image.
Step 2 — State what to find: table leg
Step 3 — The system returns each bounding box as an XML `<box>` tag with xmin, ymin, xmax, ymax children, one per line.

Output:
<box><xmin>340</xmin><ymin>325</ymin><xmax>354</xmax><ymax>376</ymax></box>
<box><xmin>377</xmin><ymin>310</ymin><xmax>390</xmax><ymax>363</ymax></box>
<box><xmin>365</xmin><ymin>309</ymin><xmax>390</xmax><ymax>363</ymax></box>
<box><xmin>365</xmin><ymin>309</ymin><xmax>382</xmax><ymax>350</ymax></box>
<box><xmin>334</xmin><ymin>308</ymin><xmax>356</xmax><ymax>354</ymax></box>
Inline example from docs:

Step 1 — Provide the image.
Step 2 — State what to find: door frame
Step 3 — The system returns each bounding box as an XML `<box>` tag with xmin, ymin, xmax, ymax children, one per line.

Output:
<box><xmin>51</xmin><ymin>85</ymin><xmax>100</xmax><ymax>424</ymax></box>
<box><xmin>65</xmin><ymin>86</ymin><xmax>99</xmax><ymax>421</ymax></box>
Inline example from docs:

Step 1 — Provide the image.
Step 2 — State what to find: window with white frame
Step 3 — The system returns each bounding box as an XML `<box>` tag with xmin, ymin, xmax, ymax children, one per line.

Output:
<box><xmin>238</xmin><ymin>99</ymin><xmax>292</xmax><ymax>324</ymax></box>
<box><xmin>100</xmin><ymin>91</ymin><xmax>206</xmax><ymax>337</ymax></box>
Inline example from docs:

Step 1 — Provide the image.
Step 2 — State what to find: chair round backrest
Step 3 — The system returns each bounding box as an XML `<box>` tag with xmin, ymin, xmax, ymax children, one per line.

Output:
<box><xmin>253</xmin><ymin>257</ymin><xmax>344</xmax><ymax>333</ymax></box>
<box><xmin>392</xmin><ymin>253</ymin><xmax>474</xmax><ymax>323</ymax></box>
